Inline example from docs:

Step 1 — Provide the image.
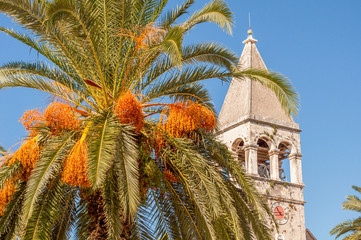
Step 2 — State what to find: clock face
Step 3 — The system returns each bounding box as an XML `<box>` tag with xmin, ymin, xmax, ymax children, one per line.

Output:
<box><xmin>273</xmin><ymin>206</ymin><xmax>285</xmax><ymax>220</ymax></box>
<box><xmin>271</xmin><ymin>203</ymin><xmax>289</xmax><ymax>225</ymax></box>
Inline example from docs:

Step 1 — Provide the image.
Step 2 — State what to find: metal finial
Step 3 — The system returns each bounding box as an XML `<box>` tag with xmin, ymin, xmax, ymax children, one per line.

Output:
<box><xmin>248</xmin><ymin>12</ymin><xmax>253</xmax><ymax>35</ymax></box>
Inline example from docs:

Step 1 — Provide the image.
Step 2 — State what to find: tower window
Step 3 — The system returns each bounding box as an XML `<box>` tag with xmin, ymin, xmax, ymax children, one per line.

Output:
<box><xmin>278</xmin><ymin>142</ymin><xmax>292</xmax><ymax>182</ymax></box>
<box><xmin>257</xmin><ymin>138</ymin><xmax>270</xmax><ymax>178</ymax></box>
<box><xmin>232</xmin><ymin>138</ymin><xmax>245</xmax><ymax>168</ymax></box>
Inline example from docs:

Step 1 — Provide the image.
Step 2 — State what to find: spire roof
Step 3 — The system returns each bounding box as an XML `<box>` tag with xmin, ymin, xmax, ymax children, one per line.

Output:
<box><xmin>217</xmin><ymin>29</ymin><xmax>298</xmax><ymax>130</ymax></box>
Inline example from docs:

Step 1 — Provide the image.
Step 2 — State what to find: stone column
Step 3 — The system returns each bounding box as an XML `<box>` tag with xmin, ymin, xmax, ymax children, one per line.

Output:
<box><xmin>244</xmin><ymin>149</ymin><xmax>248</xmax><ymax>171</ymax></box>
<box><xmin>289</xmin><ymin>153</ymin><xmax>303</xmax><ymax>184</ymax></box>
<box><xmin>244</xmin><ymin>144</ymin><xmax>258</xmax><ymax>176</ymax></box>
<box><xmin>269</xmin><ymin>150</ymin><xmax>280</xmax><ymax>180</ymax></box>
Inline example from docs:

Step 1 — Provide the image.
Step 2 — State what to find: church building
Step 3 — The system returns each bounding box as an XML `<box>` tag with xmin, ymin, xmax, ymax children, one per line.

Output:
<box><xmin>217</xmin><ymin>28</ymin><xmax>314</xmax><ymax>240</ymax></box>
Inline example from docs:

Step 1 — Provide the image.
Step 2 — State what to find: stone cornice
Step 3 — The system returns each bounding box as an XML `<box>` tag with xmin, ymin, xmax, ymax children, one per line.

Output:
<box><xmin>242</xmin><ymin>35</ymin><xmax>258</xmax><ymax>44</ymax></box>
<box><xmin>264</xmin><ymin>195</ymin><xmax>306</xmax><ymax>205</ymax></box>
<box><xmin>250</xmin><ymin>175</ymin><xmax>305</xmax><ymax>188</ymax></box>
<box><xmin>216</xmin><ymin>115</ymin><xmax>302</xmax><ymax>136</ymax></box>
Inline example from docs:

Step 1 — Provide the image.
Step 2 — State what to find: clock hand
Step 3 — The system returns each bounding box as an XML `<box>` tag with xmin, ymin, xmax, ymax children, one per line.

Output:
<box><xmin>276</xmin><ymin>207</ymin><xmax>283</xmax><ymax>216</ymax></box>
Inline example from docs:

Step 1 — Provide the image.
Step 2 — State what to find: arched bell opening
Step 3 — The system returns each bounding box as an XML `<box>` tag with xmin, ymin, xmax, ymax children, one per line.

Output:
<box><xmin>231</xmin><ymin>138</ymin><xmax>245</xmax><ymax>168</ymax></box>
<box><xmin>278</xmin><ymin>141</ymin><xmax>293</xmax><ymax>182</ymax></box>
<box><xmin>257</xmin><ymin>138</ymin><xmax>271</xmax><ymax>178</ymax></box>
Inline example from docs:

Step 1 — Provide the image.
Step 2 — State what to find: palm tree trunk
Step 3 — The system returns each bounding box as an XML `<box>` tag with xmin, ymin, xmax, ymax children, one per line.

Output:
<box><xmin>86</xmin><ymin>191</ymin><xmax>107</xmax><ymax>240</ymax></box>
<box><xmin>85</xmin><ymin>191</ymin><xmax>132</xmax><ymax>240</ymax></box>
<box><xmin>120</xmin><ymin>216</ymin><xmax>132</xmax><ymax>240</ymax></box>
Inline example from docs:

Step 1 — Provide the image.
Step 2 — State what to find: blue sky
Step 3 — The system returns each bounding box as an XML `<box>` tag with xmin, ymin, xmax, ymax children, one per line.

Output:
<box><xmin>1</xmin><ymin>0</ymin><xmax>361</xmax><ymax>239</ymax></box>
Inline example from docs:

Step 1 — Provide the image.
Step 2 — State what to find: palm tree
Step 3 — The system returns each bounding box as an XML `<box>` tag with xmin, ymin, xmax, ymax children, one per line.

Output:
<box><xmin>330</xmin><ymin>186</ymin><xmax>361</xmax><ymax>239</ymax></box>
<box><xmin>0</xmin><ymin>0</ymin><xmax>299</xmax><ymax>239</ymax></box>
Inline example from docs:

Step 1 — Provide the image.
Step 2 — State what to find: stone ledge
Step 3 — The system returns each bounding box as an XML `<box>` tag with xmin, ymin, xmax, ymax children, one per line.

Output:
<box><xmin>264</xmin><ymin>195</ymin><xmax>306</xmax><ymax>205</ymax></box>
<box><xmin>250</xmin><ymin>175</ymin><xmax>305</xmax><ymax>188</ymax></box>
<box><xmin>216</xmin><ymin>115</ymin><xmax>301</xmax><ymax>136</ymax></box>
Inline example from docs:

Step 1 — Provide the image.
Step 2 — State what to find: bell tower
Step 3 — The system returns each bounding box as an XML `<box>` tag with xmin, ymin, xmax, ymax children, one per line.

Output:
<box><xmin>217</xmin><ymin>29</ymin><xmax>306</xmax><ymax>240</ymax></box>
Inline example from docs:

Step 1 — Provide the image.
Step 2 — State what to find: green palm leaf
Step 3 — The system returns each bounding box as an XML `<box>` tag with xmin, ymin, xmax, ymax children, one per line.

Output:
<box><xmin>22</xmin><ymin>134</ymin><xmax>74</xmax><ymax>231</ymax></box>
<box><xmin>87</xmin><ymin>113</ymin><xmax>121</xmax><ymax>188</ymax></box>
<box><xmin>0</xmin><ymin>182</ymin><xmax>26</xmax><ymax>239</ymax></box>
<box><xmin>331</xmin><ymin>186</ymin><xmax>361</xmax><ymax>239</ymax></box>
<box><xmin>0</xmin><ymin>161</ymin><xmax>21</xmax><ymax>189</ymax></box>
<box><xmin>51</xmin><ymin>187</ymin><xmax>77</xmax><ymax>240</ymax></box>
<box><xmin>183</xmin><ymin>0</ymin><xmax>233</xmax><ymax>34</ymax></box>
<box><xmin>161</xmin><ymin>0</ymin><xmax>194</xmax><ymax>29</ymax></box>
<box><xmin>103</xmin><ymin>167</ymin><xmax>124</xmax><ymax>240</ymax></box>
<box><xmin>23</xmin><ymin>177</ymin><xmax>67</xmax><ymax>240</ymax></box>
<box><xmin>114</xmin><ymin>126</ymin><xmax>140</xmax><ymax>217</ymax></box>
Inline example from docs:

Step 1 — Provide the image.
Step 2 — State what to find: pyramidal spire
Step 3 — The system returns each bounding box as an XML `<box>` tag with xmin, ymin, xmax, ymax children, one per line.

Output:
<box><xmin>237</xmin><ymin>28</ymin><xmax>267</xmax><ymax>70</ymax></box>
<box><xmin>217</xmin><ymin>28</ymin><xmax>297</xmax><ymax>131</ymax></box>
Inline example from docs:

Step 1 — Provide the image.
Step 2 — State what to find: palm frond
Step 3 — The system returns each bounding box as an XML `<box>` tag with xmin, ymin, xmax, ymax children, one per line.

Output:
<box><xmin>0</xmin><ymin>27</ymin><xmax>77</xmax><ymax>78</ymax></box>
<box><xmin>74</xmin><ymin>196</ymin><xmax>91</xmax><ymax>240</ymax></box>
<box><xmin>132</xmin><ymin>0</ymin><xmax>159</xmax><ymax>26</ymax></box>
<box><xmin>113</xmin><ymin>126</ymin><xmax>140</xmax><ymax>217</ymax></box>
<box><xmin>22</xmin><ymin>133</ymin><xmax>74</xmax><ymax>231</ymax></box>
<box><xmin>182</xmin><ymin>42</ymin><xmax>238</xmax><ymax>71</ymax></box>
<box><xmin>183</xmin><ymin>0</ymin><xmax>233</xmax><ymax>34</ymax></box>
<box><xmin>161</xmin><ymin>179</ymin><xmax>201</xmax><ymax>240</ymax></box>
<box><xmin>0</xmin><ymin>70</ymin><xmax>95</xmax><ymax>110</ymax></box>
<box><xmin>23</xmin><ymin>176</ymin><xmax>67</xmax><ymax>240</ymax></box>
<box><xmin>87</xmin><ymin>113</ymin><xmax>121</xmax><ymax>188</ymax></box>
<box><xmin>0</xmin><ymin>161</ymin><xmax>22</xmax><ymax>189</ymax></box>
<box><xmin>51</xmin><ymin>187</ymin><xmax>77</xmax><ymax>240</ymax></box>
<box><xmin>331</xmin><ymin>219</ymin><xmax>361</xmax><ymax>239</ymax></box>
<box><xmin>154</xmin><ymin>26</ymin><xmax>183</xmax><ymax>66</ymax></box>
<box><xmin>139</xmin><ymin>44</ymin><xmax>235</xmax><ymax>92</ymax></box>
<box><xmin>193</xmin><ymin>131</ymin><xmax>275</xmax><ymax>239</ymax></box>
<box><xmin>144</xmin><ymin>65</ymin><xmax>230</xmax><ymax>101</ymax></box>
<box><xmin>0</xmin><ymin>182</ymin><xmax>26</xmax><ymax>240</ymax></box>
<box><xmin>47</xmin><ymin>0</ymin><xmax>109</xmax><ymax>106</ymax></box>
<box><xmin>103</xmin><ymin>166</ymin><xmax>123</xmax><ymax>240</ymax></box>
<box><xmin>331</xmin><ymin>186</ymin><xmax>361</xmax><ymax>239</ymax></box>
<box><xmin>0</xmin><ymin>61</ymin><xmax>85</xmax><ymax>93</ymax></box>
<box><xmin>131</xmin><ymin>201</ymin><xmax>154</xmax><ymax>240</ymax></box>
<box><xmin>149</xmin><ymin>189</ymin><xmax>178</xmax><ymax>240</ymax></box>
<box><xmin>0</xmin><ymin>0</ymin><xmax>47</xmax><ymax>37</ymax></box>
<box><xmin>343</xmin><ymin>195</ymin><xmax>361</xmax><ymax>213</ymax></box>
<box><xmin>160</xmin><ymin>0</ymin><xmax>194</xmax><ymax>29</ymax></box>
<box><xmin>162</xmin><ymin>137</ymin><xmax>225</xmax><ymax>239</ymax></box>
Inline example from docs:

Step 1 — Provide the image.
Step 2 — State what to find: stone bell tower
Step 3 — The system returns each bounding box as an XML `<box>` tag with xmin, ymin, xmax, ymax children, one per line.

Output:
<box><xmin>217</xmin><ymin>28</ymin><xmax>307</xmax><ymax>240</ymax></box>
